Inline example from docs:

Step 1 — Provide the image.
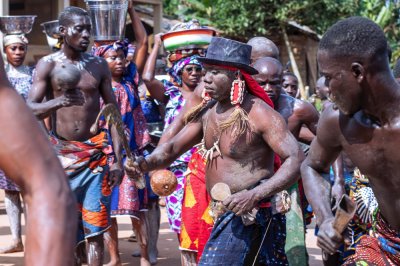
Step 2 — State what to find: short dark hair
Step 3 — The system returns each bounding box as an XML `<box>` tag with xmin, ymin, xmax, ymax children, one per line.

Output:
<box><xmin>319</xmin><ymin>17</ymin><xmax>388</xmax><ymax>62</ymax></box>
<box><xmin>283</xmin><ymin>72</ymin><xmax>298</xmax><ymax>81</ymax></box>
<box><xmin>393</xmin><ymin>58</ymin><xmax>400</xmax><ymax>79</ymax></box>
<box><xmin>59</xmin><ymin>6</ymin><xmax>89</xmax><ymax>27</ymax></box>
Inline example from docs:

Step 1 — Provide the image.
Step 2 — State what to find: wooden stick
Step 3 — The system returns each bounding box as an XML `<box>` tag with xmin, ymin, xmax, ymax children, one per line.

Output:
<box><xmin>91</xmin><ymin>103</ymin><xmax>146</xmax><ymax>189</ymax></box>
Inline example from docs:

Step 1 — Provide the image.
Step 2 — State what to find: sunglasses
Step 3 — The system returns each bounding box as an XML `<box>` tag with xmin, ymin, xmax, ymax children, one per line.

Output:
<box><xmin>105</xmin><ymin>55</ymin><xmax>126</xmax><ymax>62</ymax></box>
<box><xmin>183</xmin><ymin>66</ymin><xmax>203</xmax><ymax>74</ymax></box>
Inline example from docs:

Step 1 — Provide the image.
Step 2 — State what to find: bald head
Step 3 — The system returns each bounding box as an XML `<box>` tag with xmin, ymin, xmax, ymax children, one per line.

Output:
<box><xmin>253</xmin><ymin>57</ymin><xmax>283</xmax><ymax>76</ymax></box>
<box><xmin>252</xmin><ymin>57</ymin><xmax>283</xmax><ymax>102</ymax></box>
<box><xmin>247</xmin><ymin>37</ymin><xmax>279</xmax><ymax>63</ymax></box>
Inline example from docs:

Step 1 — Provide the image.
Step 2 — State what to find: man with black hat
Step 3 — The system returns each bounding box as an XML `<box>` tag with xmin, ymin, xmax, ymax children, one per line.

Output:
<box><xmin>125</xmin><ymin>37</ymin><xmax>303</xmax><ymax>265</ymax></box>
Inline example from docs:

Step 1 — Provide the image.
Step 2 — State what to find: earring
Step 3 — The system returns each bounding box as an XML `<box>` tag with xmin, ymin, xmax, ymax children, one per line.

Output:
<box><xmin>230</xmin><ymin>73</ymin><xmax>245</xmax><ymax>106</ymax></box>
<box><xmin>201</xmin><ymin>88</ymin><xmax>211</xmax><ymax>103</ymax></box>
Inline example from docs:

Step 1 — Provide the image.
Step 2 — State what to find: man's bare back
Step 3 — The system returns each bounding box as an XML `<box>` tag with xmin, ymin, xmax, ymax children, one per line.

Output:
<box><xmin>275</xmin><ymin>94</ymin><xmax>318</xmax><ymax>138</ymax></box>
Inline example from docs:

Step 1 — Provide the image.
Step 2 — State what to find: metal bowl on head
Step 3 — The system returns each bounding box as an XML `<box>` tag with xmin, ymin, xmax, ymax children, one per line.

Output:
<box><xmin>0</xmin><ymin>16</ymin><xmax>37</xmax><ymax>35</ymax></box>
<box><xmin>41</xmin><ymin>20</ymin><xmax>60</xmax><ymax>39</ymax></box>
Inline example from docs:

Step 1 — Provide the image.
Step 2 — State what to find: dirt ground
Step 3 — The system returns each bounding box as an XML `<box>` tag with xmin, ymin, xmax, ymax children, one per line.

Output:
<box><xmin>0</xmin><ymin>190</ymin><xmax>322</xmax><ymax>265</ymax></box>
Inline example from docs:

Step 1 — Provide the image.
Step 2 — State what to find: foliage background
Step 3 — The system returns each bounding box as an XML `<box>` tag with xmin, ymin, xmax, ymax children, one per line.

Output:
<box><xmin>163</xmin><ymin>0</ymin><xmax>400</xmax><ymax>64</ymax></box>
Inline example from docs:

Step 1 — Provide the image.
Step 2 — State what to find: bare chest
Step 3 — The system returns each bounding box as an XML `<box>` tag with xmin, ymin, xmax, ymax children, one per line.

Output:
<box><xmin>202</xmin><ymin>110</ymin><xmax>266</xmax><ymax>160</ymax></box>
<box><xmin>52</xmin><ymin>66</ymin><xmax>101</xmax><ymax>96</ymax></box>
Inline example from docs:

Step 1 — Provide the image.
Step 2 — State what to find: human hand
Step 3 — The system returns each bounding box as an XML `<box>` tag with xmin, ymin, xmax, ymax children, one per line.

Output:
<box><xmin>124</xmin><ymin>156</ymin><xmax>146</xmax><ymax>180</ymax></box>
<box><xmin>108</xmin><ymin>163</ymin><xmax>123</xmax><ymax>188</ymax></box>
<box><xmin>154</xmin><ymin>33</ymin><xmax>164</xmax><ymax>47</ymax></box>
<box><xmin>331</xmin><ymin>181</ymin><xmax>345</xmax><ymax>207</ymax></box>
<box><xmin>222</xmin><ymin>189</ymin><xmax>259</xmax><ymax>216</ymax></box>
<box><xmin>317</xmin><ymin>217</ymin><xmax>344</xmax><ymax>255</ymax></box>
<box><xmin>271</xmin><ymin>190</ymin><xmax>291</xmax><ymax>214</ymax></box>
<box><xmin>59</xmin><ymin>89</ymin><xmax>85</xmax><ymax>107</ymax></box>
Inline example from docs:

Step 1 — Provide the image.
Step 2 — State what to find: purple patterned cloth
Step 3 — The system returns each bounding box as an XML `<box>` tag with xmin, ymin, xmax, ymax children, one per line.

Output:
<box><xmin>162</xmin><ymin>58</ymin><xmax>198</xmax><ymax>166</ymax></box>
<box><xmin>162</xmin><ymin>55</ymin><xmax>201</xmax><ymax>233</ymax></box>
<box><xmin>165</xmin><ymin>164</ymin><xmax>187</xmax><ymax>233</ymax></box>
<box><xmin>91</xmin><ymin>39</ymin><xmax>130</xmax><ymax>57</ymax></box>
<box><xmin>0</xmin><ymin>170</ymin><xmax>19</xmax><ymax>191</ymax></box>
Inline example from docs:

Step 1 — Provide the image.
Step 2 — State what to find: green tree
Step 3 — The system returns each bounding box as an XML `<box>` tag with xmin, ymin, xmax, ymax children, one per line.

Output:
<box><xmin>163</xmin><ymin>0</ymin><xmax>213</xmax><ymax>25</ymax></box>
<box><xmin>163</xmin><ymin>0</ymin><xmax>359</xmax><ymax>39</ymax></box>
<box><xmin>357</xmin><ymin>0</ymin><xmax>400</xmax><ymax>63</ymax></box>
<box><xmin>163</xmin><ymin>0</ymin><xmax>400</xmax><ymax>95</ymax></box>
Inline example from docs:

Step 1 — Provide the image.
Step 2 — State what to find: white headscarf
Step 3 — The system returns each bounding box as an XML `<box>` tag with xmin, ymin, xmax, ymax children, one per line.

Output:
<box><xmin>3</xmin><ymin>34</ymin><xmax>28</xmax><ymax>47</ymax></box>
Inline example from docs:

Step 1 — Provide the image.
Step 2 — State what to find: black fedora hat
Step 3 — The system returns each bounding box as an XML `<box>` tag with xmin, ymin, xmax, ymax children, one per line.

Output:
<box><xmin>198</xmin><ymin>37</ymin><xmax>258</xmax><ymax>75</ymax></box>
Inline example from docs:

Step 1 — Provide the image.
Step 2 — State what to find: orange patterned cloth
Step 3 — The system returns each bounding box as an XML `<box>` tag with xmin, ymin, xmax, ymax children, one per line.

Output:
<box><xmin>179</xmin><ymin>151</ymin><xmax>213</xmax><ymax>261</ymax></box>
<box><xmin>50</xmin><ymin>131</ymin><xmax>111</xmax><ymax>245</ymax></box>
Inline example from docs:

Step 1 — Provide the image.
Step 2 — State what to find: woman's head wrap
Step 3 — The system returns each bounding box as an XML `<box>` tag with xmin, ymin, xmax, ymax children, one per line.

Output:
<box><xmin>167</xmin><ymin>55</ymin><xmax>202</xmax><ymax>86</ymax></box>
<box><xmin>3</xmin><ymin>34</ymin><xmax>28</xmax><ymax>47</ymax></box>
<box><xmin>127</xmin><ymin>43</ymin><xmax>136</xmax><ymax>57</ymax></box>
<box><xmin>91</xmin><ymin>39</ymin><xmax>130</xmax><ymax>58</ymax></box>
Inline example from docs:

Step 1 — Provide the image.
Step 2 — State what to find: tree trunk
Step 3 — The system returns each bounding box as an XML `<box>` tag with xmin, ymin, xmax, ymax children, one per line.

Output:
<box><xmin>281</xmin><ymin>24</ymin><xmax>307</xmax><ymax>100</ymax></box>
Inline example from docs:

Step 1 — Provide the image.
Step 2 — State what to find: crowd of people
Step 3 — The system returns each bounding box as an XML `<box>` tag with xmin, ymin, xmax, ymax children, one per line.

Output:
<box><xmin>0</xmin><ymin>3</ymin><xmax>399</xmax><ymax>266</ymax></box>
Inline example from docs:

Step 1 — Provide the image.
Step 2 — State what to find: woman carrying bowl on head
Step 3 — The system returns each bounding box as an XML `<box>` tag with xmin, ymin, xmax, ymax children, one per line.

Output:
<box><xmin>91</xmin><ymin>2</ymin><xmax>153</xmax><ymax>265</ymax></box>
<box><xmin>0</xmin><ymin>34</ymin><xmax>33</xmax><ymax>254</ymax></box>
<box><xmin>142</xmin><ymin>20</ymin><xmax>214</xmax><ymax>264</ymax></box>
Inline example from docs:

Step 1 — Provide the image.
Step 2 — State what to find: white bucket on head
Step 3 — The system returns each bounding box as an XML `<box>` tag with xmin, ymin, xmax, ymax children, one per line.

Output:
<box><xmin>84</xmin><ymin>0</ymin><xmax>128</xmax><ymax>41</ymax></box>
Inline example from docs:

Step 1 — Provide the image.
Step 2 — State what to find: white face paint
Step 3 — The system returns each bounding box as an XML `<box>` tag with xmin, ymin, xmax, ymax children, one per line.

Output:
<box><xmin>67</xmin><ymin>27</ymin><xmax>74</xmax><ymax>35</ymax></box>
<box><xmin>75</xmin><ymin>61</ymin><xmax>85</xmax><ymax>71</ymax></box>
<box><xmin>42</xmin><ymin>52</ymin><xmax>66</xmax><ymax>63</ymax></box>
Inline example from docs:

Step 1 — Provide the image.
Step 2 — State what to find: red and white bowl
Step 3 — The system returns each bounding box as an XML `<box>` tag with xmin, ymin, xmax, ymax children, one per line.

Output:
<box><xmin>161</xmin><ymin>28</ymin><xmax>215</xmax><ymax>51</ymax></box>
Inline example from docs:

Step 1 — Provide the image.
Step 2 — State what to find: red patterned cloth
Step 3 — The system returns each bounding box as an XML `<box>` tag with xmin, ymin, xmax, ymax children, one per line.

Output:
<box><xmin>344</xmin><ymin>212</ymin><xmax>400</xmax><ymax>266</ymax></box>
<box><xmin>179</xmin><ymin>151</ymin><xmax>213</xmax><ymax>261</ymax></box>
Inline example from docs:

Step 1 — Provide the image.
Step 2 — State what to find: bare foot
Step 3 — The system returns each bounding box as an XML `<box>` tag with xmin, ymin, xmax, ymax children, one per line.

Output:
<box><xmin>104</xmin><ymin>260</ymin><xmax>122</xmax><ymax>266</ymax></box>
<box><xmin>158</xmin><ymin>197</ymin><xmax>166</xmax><ymax>207</ymax></box>
<box><xmin>0</xmin><ymin>241</ymin><xmax>24</xmax><ymax>254</ymax></box>
<box><xmin>140</xmin><ymin>257</ymin><xmax>151</xmax><ymax>266</ymax></box>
